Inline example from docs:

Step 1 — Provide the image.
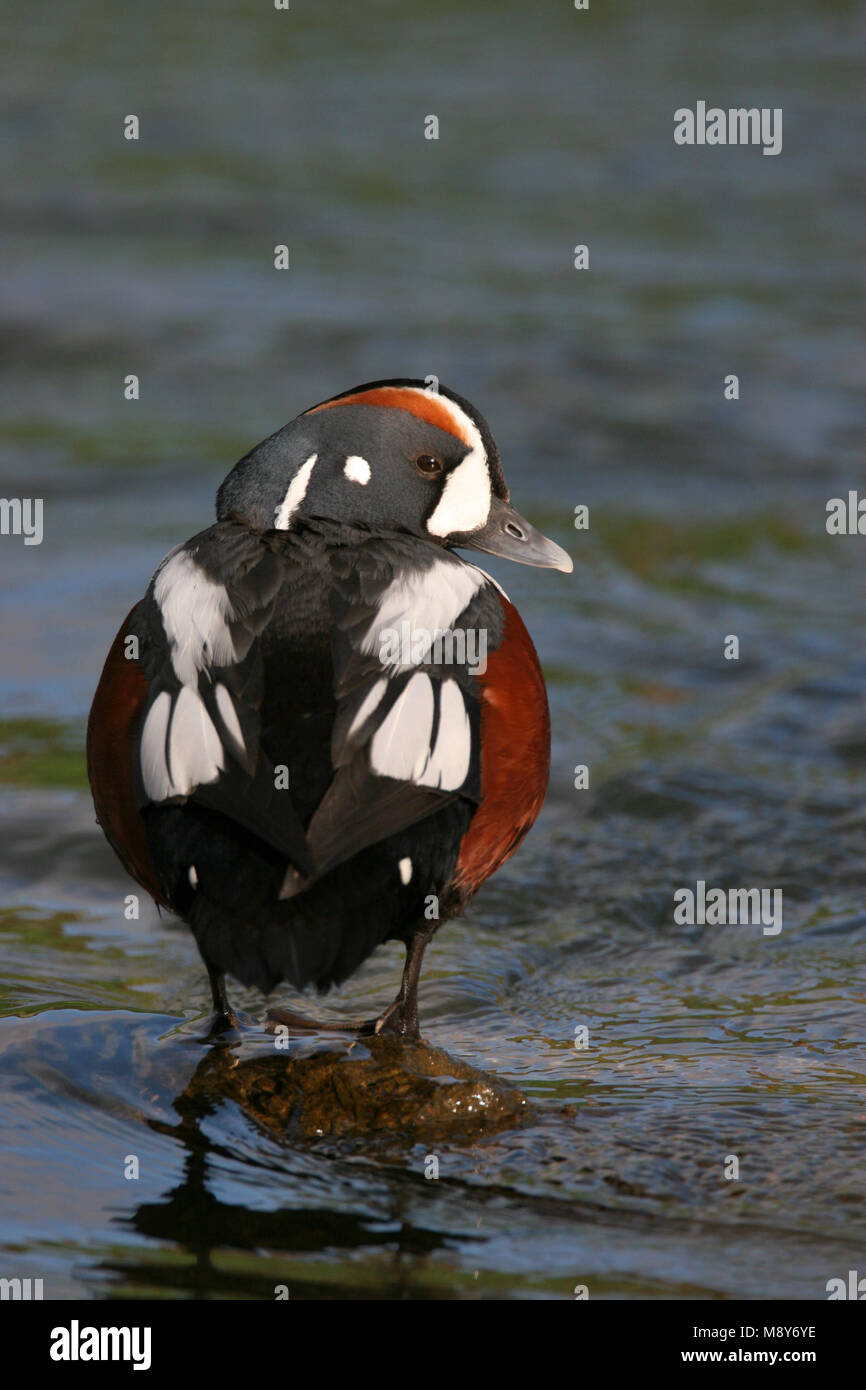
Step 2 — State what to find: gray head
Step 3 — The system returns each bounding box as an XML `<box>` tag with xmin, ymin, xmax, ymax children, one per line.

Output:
<box><xmin>216</xmin><ymin>379</ymin><xmax>572</xmax><ymax>571</ymax></box>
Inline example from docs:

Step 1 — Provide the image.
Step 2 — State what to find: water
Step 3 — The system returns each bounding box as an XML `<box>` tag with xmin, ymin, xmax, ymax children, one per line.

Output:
<box><xmin>1</xmin><ymin>0</ymin><xmax>864</xmax><ymax>1299</ymax></box>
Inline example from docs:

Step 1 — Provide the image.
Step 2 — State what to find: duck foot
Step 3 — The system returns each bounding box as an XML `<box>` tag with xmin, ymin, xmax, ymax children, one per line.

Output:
<box><xmin>266</xmin><ymin>1006</ymin><xmax>364</xmax><ymax>1034</ymax></box>
<box><xmin>266</xmin><ymin>1002</ymin><xmax>419</xmax><ymax>1041</ymax></box>
<box><xmin>200</xmin><ymin>961</ymin><xmax>250</xmax><ymax>1042</ymax></box>
<box><xmin>201</xmin><ymin>1006</ymin><xmax>246</xmax><ymax>1043</ymax></box>
<box><xmin>358</xmin><ymin>925</ymin><xmax>431</xmax><ymax>1040</ymax></box>
<box><xmin>265</xmin><ymin>925</ymin><xmax>432</xmax><ymax>1043</ymax></box>
<box><xmin>359</xmin><ymin>999</ymin><xmax>419</xmax><ymax>1040</ymax></box>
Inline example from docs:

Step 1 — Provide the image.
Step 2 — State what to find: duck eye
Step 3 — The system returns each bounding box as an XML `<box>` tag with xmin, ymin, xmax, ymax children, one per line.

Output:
<box><xmin>415</xmin><ymin>453</ymin><xmax>444</xmax><ymax>477</ymax></box>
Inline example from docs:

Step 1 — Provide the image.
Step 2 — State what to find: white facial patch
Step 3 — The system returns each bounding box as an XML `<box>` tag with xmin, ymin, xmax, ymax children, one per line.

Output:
<box><xmin>423</xmin><ymin>396</ymin><xmax>491</xmax><ymax>537</ymax></box>
<box><xmin>398</xmin><ymin>857</ymin><xmax>413</xmax><ymax>885</ymax></box>
<box><xmin>361</xmin><ymin>559</ymin><xmax>484</xmax><ymax>670</ymax></box>
<box><xmin>154</xmin><ymin>550</ymin><xmax>237</xmax><ymax>687</ymax></box>
<box><xmin>274</xmin><ymin>453</ymin><xmax>318</xmax><ymax>530</ymax></box>
<box><xmin>344</xmin><ymin>454</ymin><xmax>371</xmax><ymax>485</ymax></box>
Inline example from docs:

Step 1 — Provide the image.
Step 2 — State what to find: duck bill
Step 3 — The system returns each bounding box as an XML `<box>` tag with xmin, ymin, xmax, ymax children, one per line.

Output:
<box><xmin>459</xmin><ymin>498</ymin><xmax>573</xmax><ymax>572</ymax></box>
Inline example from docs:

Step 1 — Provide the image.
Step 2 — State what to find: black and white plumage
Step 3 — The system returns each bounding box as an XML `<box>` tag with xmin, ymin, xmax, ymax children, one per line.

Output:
<box><xmin>87</xmin><ymin>380</ymin><xmax>572</xmax><ymax>1038</ymax></box>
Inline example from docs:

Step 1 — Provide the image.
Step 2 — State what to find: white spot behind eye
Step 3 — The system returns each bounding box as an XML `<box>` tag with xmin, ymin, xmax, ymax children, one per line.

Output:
<box><xmin>398</xmin><ymin>857</ymin><xmax>413</xmax><ymax>885</ymax></box>
<box><xmin>344</xmin><ymin>455</ymin><xmax>371</xmax><ymax>485</ymax></box>
<box><xmin>189</xmin><ymin>865</ymin><xmax>199</xmax><ymax>888</ymax></box>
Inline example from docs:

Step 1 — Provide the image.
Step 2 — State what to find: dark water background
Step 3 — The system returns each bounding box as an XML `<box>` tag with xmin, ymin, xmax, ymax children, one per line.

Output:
<box><xmin>1</xmin><ymin>0</ymin><xmax>864</xmax><ymax>1298</ymax></box>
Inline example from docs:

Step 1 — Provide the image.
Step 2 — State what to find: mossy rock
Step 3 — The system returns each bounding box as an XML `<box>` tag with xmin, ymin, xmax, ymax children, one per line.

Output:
<box><xmin>191</xmin><ymin>1036</ymin><xmax>530</xmax><ymax>1144</ymax></box>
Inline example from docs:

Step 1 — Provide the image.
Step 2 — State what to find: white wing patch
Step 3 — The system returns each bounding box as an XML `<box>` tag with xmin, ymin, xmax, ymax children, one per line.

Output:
<box><xmin>357</xmin><ymin>556</ymin><xmax>480</xmax><ymax>793</ymax></box>
<box><xmin>361</xmin><ymin>559</ymin><xmax>484</xmax><ymax>670</ymax></box>
<box><xmin>154</xmin><ymin>550</ymin><xmax>237</xmax><ymax>687</ymax></box>
<box><xmin>347</xmin><ymin>676</ymin><xmax>388</xmax><ymax>738</ymax></box>
<box><xmin>169</xmin><ymin>685</ymin><xmax>224</xmax><ymax>795</ymax></box>
<box><xmin>369</xmin><ymin>672</ymin><xmax>471</xmax><ymax>793</ymax></box>
<box><xmin>142</xmin><ymin>553</ymin><xmax>250</xmax><ymax>801</ymax></box>
<box><xmin>215</xmin><ymin>680</ymin><xmax>245</xmax><ymax>755</ymax></box>
<box><xmin>416</xmin><ymin>678</ymin><xmax>471</xmax><ymax>790</ymax></box>
<box><xmin>370</xmin><ymin>672</ymin><xmax>434</xmax><ymax>782</ymax></box>
<box><xmin>274</xmin><ymin>453</ymin><xmax>318</xmax><ymax>530</ymax></box>
<box><xmin>140</xmin><ymin>691</ymin><xmax>174</xmax><ymax>801</ymax></box>
<box><xmin>141</xmin><ymin>685</ymin><xmax>225</xmax><ymax>801</ymax></box>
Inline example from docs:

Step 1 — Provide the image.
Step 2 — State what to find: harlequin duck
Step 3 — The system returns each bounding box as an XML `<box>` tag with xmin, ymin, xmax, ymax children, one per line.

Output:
<box><xmin>87</xmin><ymin>380</ymin><xmax>572</xmax><ymax>1039</ymax></box>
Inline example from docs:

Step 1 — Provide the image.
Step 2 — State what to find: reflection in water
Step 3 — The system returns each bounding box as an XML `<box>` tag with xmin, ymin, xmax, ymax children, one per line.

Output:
<box><xmin>107</xmin><ymin>1039</ymin><xmax>524</xmax><ymax>1299</ymax></box>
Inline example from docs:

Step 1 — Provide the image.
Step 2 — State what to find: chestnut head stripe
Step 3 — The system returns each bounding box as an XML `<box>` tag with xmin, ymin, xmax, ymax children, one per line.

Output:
<box><xmin>305</xmin><ymin>385</ymin><xmax>472</xmax><ymax>446</ymax></box>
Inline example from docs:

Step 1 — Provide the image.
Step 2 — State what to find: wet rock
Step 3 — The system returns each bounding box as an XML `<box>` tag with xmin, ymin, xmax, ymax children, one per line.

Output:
<box><xmin>191</xmin><ymin>1037</ymin><xmax>530</xmax><ymax>1144</ymax></box>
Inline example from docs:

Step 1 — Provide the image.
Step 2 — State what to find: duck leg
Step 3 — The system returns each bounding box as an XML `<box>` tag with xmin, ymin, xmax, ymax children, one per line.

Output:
<box><xmin>202</xmin><ymin>960</ymin><xmax>243</xmax><ymax>1039</ymax></box>
<box><xmin>267</xmin><ymin>925</ymin><xmax>435</xmax><ymax>1041</ymax></box>
<box><xmin>361</xmin><ymin>925</ymin><xmax>434</xmax><ymax>1041</ymax></box>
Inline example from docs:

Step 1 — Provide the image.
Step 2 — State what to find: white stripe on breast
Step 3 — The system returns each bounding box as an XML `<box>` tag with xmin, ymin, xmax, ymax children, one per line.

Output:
<box><xmin>464</xmin><ymin>559</ymin><xmax>510</xmax><ymax>602</ymax></box>
<box><xmin>362</xmin><ymin>559</ymin><xmax>484</xmax><ymax>670</ymax></box>
<box><xmin>154</xmin><ymin>550</ymin><xmax>237</xmax><ymax>687</ymax></box>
